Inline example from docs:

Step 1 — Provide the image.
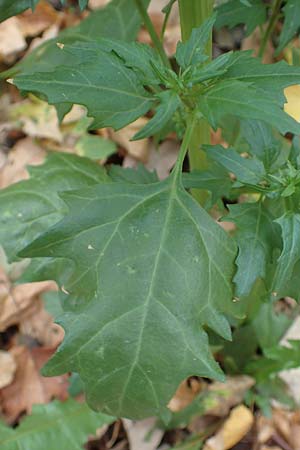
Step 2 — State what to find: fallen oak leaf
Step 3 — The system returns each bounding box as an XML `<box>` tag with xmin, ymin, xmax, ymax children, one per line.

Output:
<box><xmin>0</xmin><ymin>346</ymin><xmax>69</xmax><ymax>423</ymax></box>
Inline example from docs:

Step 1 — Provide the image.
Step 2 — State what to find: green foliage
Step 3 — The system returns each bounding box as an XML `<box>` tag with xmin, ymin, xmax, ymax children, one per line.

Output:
<box><xmin>0</xmin><ymin>0</ymin><xmax>39</xmax><ymax>22</ymax></box>
<box><xmin>0</xmin><ymin>0</ymin><xmax>90</xmax><ymax>22</ymax></box>
<box><xmin>276</xmin><ymin>0</ymin><xmax>300</xmax><ymax>55</ymax></box>
<box><xmin>215</xmin><ymin>0</ymin><xmax>267</xmax><ymax>36</ymax></box>
<box><xmin>18</xmin><ymin>161</ymin><xmax>237</xmax><ymax>418</ymax></box>
<box><xmin>2</xmin><ymin>0</ymin><xmax>300</xmax><ymax>426</ymax></box>
<box><xmin>0</xmin><ymin>400</ymin><xmax>114</xmax><ymax>450</ymax></box>
<box><xmin>0</xmin><ymin>152</ymin><xmax>108</xmax><ymax>262</ymax></box>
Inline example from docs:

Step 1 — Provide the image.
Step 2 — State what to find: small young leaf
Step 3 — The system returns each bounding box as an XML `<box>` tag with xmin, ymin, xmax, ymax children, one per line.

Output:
<box><xmin>75</xmin><ymin>134</ymin><xmax>117</xmax><ymax>160</ymax></box>
<box><xmin>215</xmin><ymin>0</ymin><xmax>267</xmax><ymax>36</ymax></box>
<box><xmin>252</xmin><ymin>303</ymin><xmax>292</xmax><ymax>350</ymax></box>
<box><xmin>205</xmin><ymin>144</ymin><xmax>265</xmax><ymax>185</ymax></box>
<box><xmin>227</xmin><ymin>202</ymin><xmax>280</xmax><ymax>297</ymax></box>
<box><xmin>0</xmin><ymin>399</ymin><xmax>114</xmax><ymax>450</ymax></box>
<box><xmin>175</xmin><ymin>15</ymin><xmax>215</xmax><ymax>69</ymax></box>
<box><xmin>19</xmin><ymin>176</ymin><xmax>237</xmax><ymax>419</ymax></box>
<box><xmin>276</xmin><ymin>0</ymin><xmax>300</xmax><ymax>55</ymax></box>
<box><xmin>133</xmin><ymin>91</ymin><xmax>181</xmax><ymax>140</ymax></box>
<box><xmin>246</xmin><ymin>340</ymin><xmax>300</xmax><ymax>380</ymax></box>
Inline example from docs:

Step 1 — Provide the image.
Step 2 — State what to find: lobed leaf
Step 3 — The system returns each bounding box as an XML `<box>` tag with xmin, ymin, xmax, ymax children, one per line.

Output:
<box><xmin>198</xmin><ymin>80</ymin><xmax>300</xmax><ymax>136</ymax></box>
<box><xmin>19</xmin><ymin>174</ymin><xmax>238</xmax><ymax>419</ymax></box>
<box><xmin>13</xmin><ymin>49</ymin><xmax>154</xmax><ymax>130</ymax></box>
<box><xmin>175</xmin><ymin>15</ymin><xmax>215</xmax><ymax>69</ymax></box>
<box><xmin>205</xmin><ymin>144</ymin><xmax>266</xmax><ymax>185</ymax></box>
<box><xmin>220</xmin><ymin>52</ymin><xmax>300</xmax><ymax>104</ymax></box>
<box><xmin>226</xmin><ymin>203</ymin><xmax>280</xmax><ymax>297</ymax></box>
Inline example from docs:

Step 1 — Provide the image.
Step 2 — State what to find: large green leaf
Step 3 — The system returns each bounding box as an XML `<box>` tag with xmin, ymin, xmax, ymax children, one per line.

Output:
<box><xmin>227</xmin><ymin>203</ymin><xmax>280</xmax><ymax>297</ymax></box>
<box><xmin>0</xmin><ymin>399</ymin><xmax>114</xmax><ymax>450</ymax></box>
<box><xmin>13</xmin><ymin>48</ymin><xmax>154</xmax><ymax>130</ymax></box>
<box><xmin>19</xmin><ymin>171</ymin><xmax>238</xmax><ymax>419</ymax></box>
<box><xmin>0</xmin><ymin>0</ymin><xmax>39</xmax><ymax>22</ymax></box>
<box><xmin>198</xmin><ymin>80</ymin><xmax>300</xmax><ymax>135</ymax></box>
<box><xmin>276</xmin><ymin>0</ymin><xmax>300</xmax><ymax>55</ymax></box>
<box><xmin>0</xmin><ymin>152</ymin><xmax>109</xmax><ymax>262</ymax></box>
<box><xmin>215</xmin><ymin>0</ymin><xmax>267</xmax><ymax>36</ymax></box>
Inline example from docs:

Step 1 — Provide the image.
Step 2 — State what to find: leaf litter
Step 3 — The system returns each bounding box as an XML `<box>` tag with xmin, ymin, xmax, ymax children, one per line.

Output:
<box><xmin>0</xmin><ymin>1</ymin><xmax>300</xmax><ymax>449</ymax></box>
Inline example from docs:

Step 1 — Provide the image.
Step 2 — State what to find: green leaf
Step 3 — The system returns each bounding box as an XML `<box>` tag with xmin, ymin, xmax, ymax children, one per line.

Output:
<box><xmin>0</xmin><ymin>399</ymin><xmax>114</xmax><ymax>450</ymax></box>
<box><xmin>13</xmin><ymin>49</ymin><xmax>154</xmax><ymax>130</ymax></box>
<box><xmin>19</xmin><ymin>174</ymin><xmax>237</xmax><ymax>419</ymax></box>
<box><xmin>4</xmin><ymin>0</ymin><xmax>150</xmax><ymax>77</ymax></box>
<box><xmin>215</xmin><ymin>0</ymin><xmax>267</xmax><ymax>36</ymax></box>
<box><xmin>182</xmin><ymin>165</ymin><xmax>232</xmax><ymax>204</ymax></box>
<box><xmin>276</xmin><ymin>0</ymin><xmax>300</xmax><ymax>55</ymax></box>
<box><xmin>0</xmin><ymin>152</ymin><xmax>109</xmax><ymax>262</ymax></box>
<box><xmin>205</xmin><ymin>144</ymin><xmax>266</xmax><ymax>185</ymax></box>
<box><xmin>221</xmin><ymin>52</ymin><xmax>300</xmax><ymax>104</ymax></box>
<box><xmin>226</xmin><ymin>202</ymin><xmax>280</xmax><ymax>297</ymax></box>
<box><xmin>133</xmin><ymin>91</ymin><xmax>181</xmax><ymax>140</ymax></box>
<box><xmin>272</xmin><ymin>213</ymin><xmax>300</xmax><ymax>298</ymax></box>
<box><xmin>0</xmin><ymin>0</ymin><xmax>39</xmax><ymax>22</ymax></box>
<box><xmin>246</xmin><ymin>340</ymin><xmax>300</xmax><ymax>380</ymax></box>
<box><xmin>240</xmin><ymin>120</ymin><xmax>282</xmax><ymax>170</ymax></box>
<box><xmin>79</xmin><ymin>0</ymin><xmax>89</xmax><ymax>8</ymax></box>
<box><xmin>198</xmin><ymin>80</ymin><xmax>300</xmax><ymax>135</ymax></box>
<box><xmin>109</xmin><ymin>164</ymin><xmax>159</xmax><ymax>184</ymax></box>
<box><xmin>222</xmin><ymin>324</ymin><xmax>258</xmax><ymax>372</ymax></box>
<box><xmin>252</xmin><ymin>303</ymin><xmax>292</xmax><ymax>350</ymax></box>
<box><xmin>175</xmin><ymin>15</ymin><xmax>215</xmax><ymax>69</ymax></box>
<box><xmin>75</xmin><ymin>134</ymin><xmax>117</xmax><ymax>160</ymax></box>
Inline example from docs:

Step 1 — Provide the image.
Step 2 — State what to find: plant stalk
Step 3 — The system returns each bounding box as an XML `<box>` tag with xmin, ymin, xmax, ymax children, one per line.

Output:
<box><xmin>258</xmin><ymin>0</ymin><xmax>282</xmax><ymax>58</ymax></box>
<box><xmin>178</xmin><ymin>0</ymin><xmax>213</xmax><ymax>205</ymax></box>
<box><xmin>134</xmin><ymin>0</ymin><xmax>171</xmax><ymax>68</ymax></box>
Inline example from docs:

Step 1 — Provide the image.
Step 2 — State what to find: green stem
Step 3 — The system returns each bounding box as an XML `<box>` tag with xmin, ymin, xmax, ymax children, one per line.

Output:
<box><xmin>173</xmin><ymin>115</ymin><xmax>197</xmax><ymax>182</ymax></box>
<box><xmin>134</xmin><ymin>0</ymin><xmax>171</xmax><ymax>68</ymax></box>
<box><xmin>178</xmin><ymin>0</ymin><xmax>213</xmax><ymax>205</ymax></box>
<box><xmin>258</xmin><ymin>0</ymin><xmax>282</xmax><ymax>58</ymax></box>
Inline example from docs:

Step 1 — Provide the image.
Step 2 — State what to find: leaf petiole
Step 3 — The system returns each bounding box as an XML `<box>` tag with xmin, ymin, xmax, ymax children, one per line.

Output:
<box><xmin>133</xmin><ymin>0</ymin><xmax>171</xmax><ymax>68</ymax></box>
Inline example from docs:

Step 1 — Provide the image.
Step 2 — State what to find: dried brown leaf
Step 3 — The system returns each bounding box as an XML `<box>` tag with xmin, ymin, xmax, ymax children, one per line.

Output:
<box><xmin>0</xmin><ymin>137</ymin><xmax>46</xmax><ymax>188</ymax></box>
<box><xmin>0</xmin><ymin>346</ymin><xmax>69</xmax><ymax>422</ymax></box>
<box><xmin>0</xmin><ymin>351</ymin><xmax>16</xmax><ymax>389</ymax></box>
<box><xmin>203</xmin><ymin>405</ymin><xmax>254</xmax><ymax>450</ymax></box>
